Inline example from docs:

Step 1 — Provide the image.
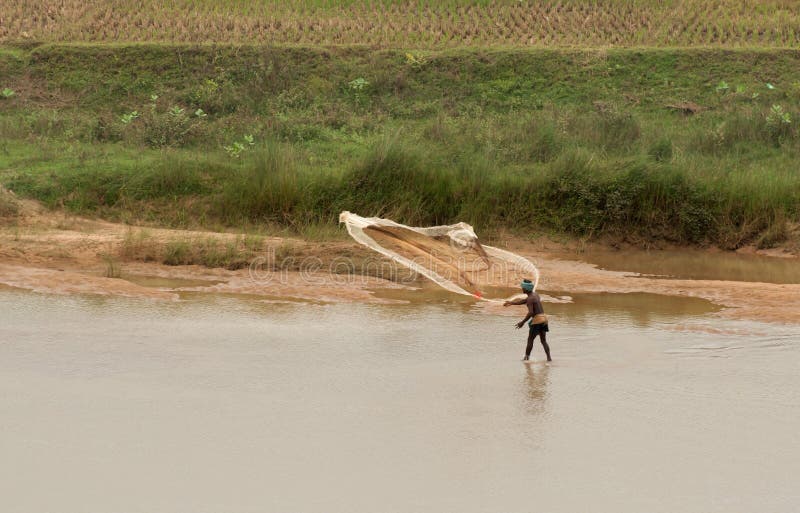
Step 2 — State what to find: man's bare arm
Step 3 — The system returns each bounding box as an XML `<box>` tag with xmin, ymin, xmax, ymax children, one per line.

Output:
<box><xmin>515</xmin><ymin>297</ymin><xmax>535</xmax><ymax>328</ymax></box>
<box><xmin>503</xmin><ymin>297</ymin><xmax>527</xmax><ymax>307</ymax></box>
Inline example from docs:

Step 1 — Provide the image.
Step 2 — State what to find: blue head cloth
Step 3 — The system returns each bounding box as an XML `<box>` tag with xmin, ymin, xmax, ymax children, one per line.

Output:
<box><xmin>521</xmin><ymin>280</ymin><xmax>534</xmax><ymax>292</ymax></box>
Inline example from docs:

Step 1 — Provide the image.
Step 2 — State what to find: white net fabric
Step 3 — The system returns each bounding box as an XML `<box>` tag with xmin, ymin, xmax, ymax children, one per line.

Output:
<box><xmin>339</xmin><ymin>211</ymin><xmax>539</xmax><ymax>301</ymax></box>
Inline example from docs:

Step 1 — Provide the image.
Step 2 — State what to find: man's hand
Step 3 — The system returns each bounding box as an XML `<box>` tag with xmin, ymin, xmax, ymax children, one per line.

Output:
<box><xmin>515</xmin><ymin>320</ymin><xmax>525</xmax><ymax>329</ymax></box>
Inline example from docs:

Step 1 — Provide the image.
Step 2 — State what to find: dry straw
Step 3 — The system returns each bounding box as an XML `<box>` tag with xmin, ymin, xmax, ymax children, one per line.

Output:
<box><xmin>3</xmin><ymin>0</ymin><xmax>800</xmax><ymax>47</ymax></box>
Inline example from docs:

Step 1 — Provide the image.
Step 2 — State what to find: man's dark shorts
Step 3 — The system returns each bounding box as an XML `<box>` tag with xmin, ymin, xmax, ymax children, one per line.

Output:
<box><xmin>529</xmin><ymin>322</ymin><xmax>549</xmax><ymax>336</ymax></box>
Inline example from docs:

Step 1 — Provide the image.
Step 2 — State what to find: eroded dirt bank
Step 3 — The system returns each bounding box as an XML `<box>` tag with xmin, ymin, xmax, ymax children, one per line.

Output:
<box><xmin>1</xmin><ymin>199</ymin><xmax>798</xmax><ymax>324</ymax></box>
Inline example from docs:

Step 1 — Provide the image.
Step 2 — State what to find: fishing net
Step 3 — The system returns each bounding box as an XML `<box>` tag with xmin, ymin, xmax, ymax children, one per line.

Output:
<box><xmin>339</xmin><ymin>211</ymin><xmax>539</xmax><ymax>301</ymax></box>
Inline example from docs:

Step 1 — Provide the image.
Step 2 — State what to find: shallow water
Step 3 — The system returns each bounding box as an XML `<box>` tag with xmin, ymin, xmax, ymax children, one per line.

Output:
<box><xmin>1</xmin><ymin>289</ymin><xmax>798</xmax><ymax>513</ymax></box>
<box><xmin>573</xmin><ymin>248</ymin><xmax>800</xmax><ymax>284</ymax></box>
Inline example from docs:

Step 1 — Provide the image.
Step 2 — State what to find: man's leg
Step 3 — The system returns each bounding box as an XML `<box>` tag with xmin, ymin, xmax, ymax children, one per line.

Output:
<box><xmin>539</xmin><ymin>332</ymin><xmax>552</xmax><ymax>361</ymax></box>
<box><xmin>524</xmin><ymin>330</ymin><xmax>535</xmax><ymax>360</ymax></box>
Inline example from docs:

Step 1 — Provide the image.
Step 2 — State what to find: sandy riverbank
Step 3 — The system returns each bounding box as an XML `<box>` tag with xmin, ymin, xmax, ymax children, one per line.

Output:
<box><xmin>1</xmin><ymin>197</ymin><xmax>798</xmax><ymax>324</ymax></box>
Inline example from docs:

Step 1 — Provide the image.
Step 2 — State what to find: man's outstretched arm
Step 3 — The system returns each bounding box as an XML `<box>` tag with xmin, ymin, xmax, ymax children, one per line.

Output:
<box><xmin>503</xmin><ymin>297</ymin><xmax>527</xmax><ymax>307</ymax></box>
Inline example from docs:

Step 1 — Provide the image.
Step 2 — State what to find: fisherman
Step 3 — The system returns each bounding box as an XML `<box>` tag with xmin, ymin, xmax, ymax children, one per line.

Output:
<box><xmin>503</xmin><ymin>279</ymin><xmax>551</xmax><ymax>362</ymax></box>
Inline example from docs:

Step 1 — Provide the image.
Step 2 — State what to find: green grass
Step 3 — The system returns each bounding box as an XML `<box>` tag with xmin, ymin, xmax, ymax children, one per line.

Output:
<box><xmin>1</xmin><ymin>44</ymin><xmax>800</xmax><ymax>248</ymax></box>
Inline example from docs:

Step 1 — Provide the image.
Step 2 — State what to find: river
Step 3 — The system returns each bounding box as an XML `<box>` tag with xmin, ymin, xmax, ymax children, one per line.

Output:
<box><xmin>1</xmin><ymin>287</ymin><xmax>798</xmax><ymax>513</ymax></box>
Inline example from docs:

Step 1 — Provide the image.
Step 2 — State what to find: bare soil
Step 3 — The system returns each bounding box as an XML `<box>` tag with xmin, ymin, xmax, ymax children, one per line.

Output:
<box><xmin>1</xmin><ymin>199</ymin><xmax>798</xmax><ymax>324</ymax></box>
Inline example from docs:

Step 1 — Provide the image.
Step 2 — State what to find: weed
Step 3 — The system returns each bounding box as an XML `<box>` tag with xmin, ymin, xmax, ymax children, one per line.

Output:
<box><xmin>405</xmin><ymin>52</ymin><xmax>428</xmax><ymax>68</ymax></box>
<box><xmin>162</xmin><ymin>240</ymin><xmax>191</xmax><ymax>265</ymax></box>
<box><xmin>347</xmin><ymin>77</ymin><xmax>370</xmax><ymax>105</ymax></box>
<box><xmin>766</xmin><ymin>104</ymin><xmax>793</xmax><ymax>146</ymax></box>
<box><xmin>224</xmin><ymin>135</ymin><xmax>255</xmax><ymax>158</ymax></box>
<box><xmin>102</xmin><ymin>254</ymin><xmax>121</xmax><ymax>278</ymax></box>
<box><xmin>120</xmin><ymin>228</ymin><xmax>159</xmax><ymax>261</ymax></box>
<box><xmin>120</xmin><ymin>111</ymin><xmax>139</xmax><ymax>124</ymax></box>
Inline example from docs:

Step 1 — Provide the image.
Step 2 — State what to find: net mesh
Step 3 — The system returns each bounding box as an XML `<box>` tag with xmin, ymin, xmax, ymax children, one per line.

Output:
<box><xmin>339</xmin><ymin>211</ymin><xmax>539</xmax><ymax>301</ymax></box>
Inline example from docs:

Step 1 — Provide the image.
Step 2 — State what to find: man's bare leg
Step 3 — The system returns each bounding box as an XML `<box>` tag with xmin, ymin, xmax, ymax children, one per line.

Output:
<box><xmin>524</xmin><ymin>331</ymin><xmax>535</xmax><ymax>360</ymax></box>
<box><xmin>540</xmin><ymin>332</ymin><xmax>552</xmax><ymax>361</ymax></box>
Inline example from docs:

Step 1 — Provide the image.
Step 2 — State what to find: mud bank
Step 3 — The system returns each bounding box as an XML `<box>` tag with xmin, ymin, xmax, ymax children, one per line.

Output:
<box><xmin>1</xmin><ymin>206</ymin><xmax>798</xmax><ymax>323</ymax></box>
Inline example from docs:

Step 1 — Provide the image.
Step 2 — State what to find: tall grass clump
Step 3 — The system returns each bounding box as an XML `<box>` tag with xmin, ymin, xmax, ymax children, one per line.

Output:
<box><xmin>217</xmin><ymin>141</ymin><xmax>312</xmax><ymax>226</ymax></box>
<box><xmin>342</xmin><ymin>137</ymin><xmax>458</xmax><ymax>225</ymax></box>
<box><xmin>530</xmin><ymin>150</ymin><xmax>718</xmax><ymax>242</ymax></box>
<box><xmin>125</xmin><ymin>156</ymin><xmax>208</xmax><ymax>200</ymax></box>
<box><xmin>711</xmin><ymin>164</ymin><xmax>800</xmax><ymax>248</ymax></box>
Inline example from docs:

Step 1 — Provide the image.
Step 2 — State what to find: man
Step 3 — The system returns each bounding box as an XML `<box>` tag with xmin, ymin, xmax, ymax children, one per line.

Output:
<box><xmin>503</xmin><ymin>279</ymin><xmax>551</xmax><ymax>362</ymax></box>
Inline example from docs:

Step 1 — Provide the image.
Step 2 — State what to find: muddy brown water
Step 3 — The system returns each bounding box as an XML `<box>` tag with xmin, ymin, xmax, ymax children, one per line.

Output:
<box><xmin>572</xmin><ymin>248</ymin><xmax>800</xmax><ymax>284</ymax></box>
<box><xmin>1</xmin><ymin>288</ymin><xmax>798</xmax><ymax>513</ymax></box>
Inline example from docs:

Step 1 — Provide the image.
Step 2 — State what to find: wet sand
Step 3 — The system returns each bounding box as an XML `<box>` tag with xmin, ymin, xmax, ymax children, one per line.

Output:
<box><xmin>1</xmin><ymin>208</ymin><xmax>799</xmax><ymax>323</ymax></box>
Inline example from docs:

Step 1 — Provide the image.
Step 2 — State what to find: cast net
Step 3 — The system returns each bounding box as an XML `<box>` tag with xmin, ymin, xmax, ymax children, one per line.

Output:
<box><xmin>339</xmin><ymin>211</ymin><xmax>539</xmax><ymax>301</ymax></box>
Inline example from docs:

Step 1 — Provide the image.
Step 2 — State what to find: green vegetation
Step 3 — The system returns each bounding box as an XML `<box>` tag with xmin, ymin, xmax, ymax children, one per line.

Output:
<box><xmin>1</xmin><ymin>44</ymin><xmax>799</xmax><ymax>248</ymax></box>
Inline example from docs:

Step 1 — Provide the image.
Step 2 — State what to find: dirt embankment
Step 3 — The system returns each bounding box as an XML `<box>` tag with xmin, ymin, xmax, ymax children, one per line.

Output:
<box><xmin>1</xmin><ymin>193</ymin><xmax>799</xmax><ymax>324</ymax></box>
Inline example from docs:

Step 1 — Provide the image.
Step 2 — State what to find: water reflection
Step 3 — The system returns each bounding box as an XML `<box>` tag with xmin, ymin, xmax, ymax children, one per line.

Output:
<box><xmin>521</xmin><ymin>363</ymin><xmax>550</xmax><ymax>416</ymax></box>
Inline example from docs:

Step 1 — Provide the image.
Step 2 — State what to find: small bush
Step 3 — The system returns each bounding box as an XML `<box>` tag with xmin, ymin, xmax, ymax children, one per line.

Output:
<box><xmin>185</xmin><ymin>78</ymin><xmax>238</xmax><ymax>115</ymax></box>
<box><xmin>765</xmin><ymin>104</ymin><xmax>794</xmax><ymax>147</ymax></box>
<box><xmin>141</xmin><ymin>106</ymin><xmax>202</xmax><ymax>148</ymax></box>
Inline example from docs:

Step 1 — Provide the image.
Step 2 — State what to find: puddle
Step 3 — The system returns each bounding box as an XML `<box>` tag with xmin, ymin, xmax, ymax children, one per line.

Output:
<box><xmin>374</xmin><ymin>284</ymin><xmax>721</xmax><ymax>326</ymax></box>
<box><xmin>571</xmin><ymin>248</ymin><xmax>800</xmax><ymax>283</ymax></box>
<box><xmin>545</xmin><ymin>291</ymin><xmax>721</xmax><ymax>323</ymax></box>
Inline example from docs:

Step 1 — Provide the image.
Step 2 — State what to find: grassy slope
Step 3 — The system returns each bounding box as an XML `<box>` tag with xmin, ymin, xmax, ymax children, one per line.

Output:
<box><xmin>1</xmin><ymin>44</ymin><xmax>799</xmax><ymax>247</ymax></box>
